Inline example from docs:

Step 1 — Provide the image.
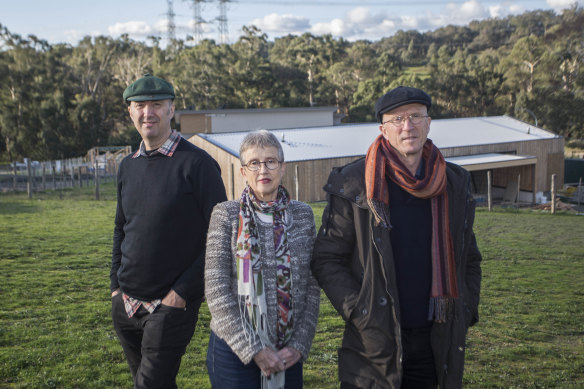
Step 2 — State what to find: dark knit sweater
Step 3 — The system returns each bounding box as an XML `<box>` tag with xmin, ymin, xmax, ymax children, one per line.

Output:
<box><xmin>388</xmin><ymin>161</ymin><xmax>433</xmax><ymax>329</ymax></box>
<box><xmin>110</xmin><ymin>138</ymin><xmax>227</xmax><ymax>303</ymax></box>
<box><xmin>389</xmin><ymin>180</ymin><xmax>433</xmax><ymax>328</ymax></box>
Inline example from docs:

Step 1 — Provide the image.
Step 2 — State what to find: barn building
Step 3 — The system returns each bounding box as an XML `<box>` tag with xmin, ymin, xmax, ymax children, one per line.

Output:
<box><xmin>188</xmin><ymin>115</ymin><xmax>564</xmax><ymax>204</ymax></box>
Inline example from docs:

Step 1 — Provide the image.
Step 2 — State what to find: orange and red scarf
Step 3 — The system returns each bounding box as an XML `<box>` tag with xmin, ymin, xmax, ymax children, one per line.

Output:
<box><xmin>365</xmin><ymin>135</ymin><xmax>458</xmax><ymax>323</ymax></box>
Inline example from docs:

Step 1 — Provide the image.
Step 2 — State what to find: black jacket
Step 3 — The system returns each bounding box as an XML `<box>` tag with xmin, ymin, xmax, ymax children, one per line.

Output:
<box><xmin>311</xmin><ymin>157</ymin><xmax>482</xmax><ymax>389</ymax></box>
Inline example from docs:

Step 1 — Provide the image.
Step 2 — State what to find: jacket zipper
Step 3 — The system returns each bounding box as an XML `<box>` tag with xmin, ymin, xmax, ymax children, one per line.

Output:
<box><xmin>371</xmin><ymin>221</ymin><xmax>403</xmax><ymax>385</ymax></box>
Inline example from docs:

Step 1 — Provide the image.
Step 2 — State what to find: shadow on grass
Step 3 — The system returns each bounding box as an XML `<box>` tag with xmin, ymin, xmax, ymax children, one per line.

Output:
<box><xmin>0</xmin><ymin>201</ymin><xmax>40</xmax><ymax>215</ymax></box>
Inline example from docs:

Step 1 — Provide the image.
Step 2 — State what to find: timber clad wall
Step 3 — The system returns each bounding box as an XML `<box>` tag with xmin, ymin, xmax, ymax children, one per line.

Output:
<box><xmin>190</xmin><ymin>134</ymin><xmax>564</xmax><ymax>203</ymax></box>
<box><xmin>192</xmin><ymin>134</ymin><xmax>361</xmax><ymax>201</ymax></box>
<box><xmin>180</xmin><ymin>115</ymin><xmax>212</xmax><ymax>134</ymax></box>
<box><xmin>190</xmin><ymin>136</ymin><xmax>241</xmax><ymax>199</ymax></box>
<box><xmin>281</xmin><ymin>157</ymin><xmax>362</xmax><ymax>202</ymax></box>
<box><xmin>440</xmin><ymin>137</ymin><xmax>564</xmax><ymax>193</ymax></box>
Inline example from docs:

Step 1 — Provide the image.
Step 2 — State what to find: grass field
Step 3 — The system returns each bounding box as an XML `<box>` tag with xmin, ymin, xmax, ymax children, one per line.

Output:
<box><xmin>1</xmin><ymin>185</ymin><xmax>583</xmax><ymax>388</ymax></box>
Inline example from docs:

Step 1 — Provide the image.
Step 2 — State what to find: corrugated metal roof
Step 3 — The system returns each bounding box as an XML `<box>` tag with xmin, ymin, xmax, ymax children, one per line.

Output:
<box><xmin>195</xmin><ymin>115</ymin><xmax>558</xmax><ymax>162</ymax></box>
<box><xmin>445</xmin><ymin>153</ymin><xmax>537</xmax><ymax>171</ymax></box>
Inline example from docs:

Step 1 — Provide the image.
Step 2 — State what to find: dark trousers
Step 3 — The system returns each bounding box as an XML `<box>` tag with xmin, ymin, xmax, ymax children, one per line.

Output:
<box><xmin>206</xmin><ymin>331</ymin><xmax>303</xmax><ymax>389</ymax></box>
<box><xmin>401</xmin><ymin>326</ymin><xmax>438</xmax><ymax>389</ymax></box>
<box><xmin>112</xmin><ymin>293</ymin><xmax>202</xmax><ymax>389</ymax></box>
<box><xmin>340</xmin><ymin>326</ymin><xmax>437</xmax><ymax>389</ymax></box>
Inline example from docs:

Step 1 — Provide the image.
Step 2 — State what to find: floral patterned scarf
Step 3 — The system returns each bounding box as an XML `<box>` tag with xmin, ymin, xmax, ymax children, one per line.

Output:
<box><xmin>236</xmin><ymin>185</ymin><xmax>293</xmax><ymax>388</ymax></box>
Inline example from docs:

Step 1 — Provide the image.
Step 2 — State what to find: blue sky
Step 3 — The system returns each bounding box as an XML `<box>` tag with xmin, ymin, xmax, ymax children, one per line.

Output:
<box><xmin>1</xmin><ymin>0</ymin><xmax>581</xmax><ymax>45</ymax></box>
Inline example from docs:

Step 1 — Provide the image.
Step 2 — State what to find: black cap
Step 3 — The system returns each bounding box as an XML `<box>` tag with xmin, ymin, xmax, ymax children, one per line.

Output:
<box><xmin>374</xmin><ymin>86</ymin><xmax>431</xmax><ymax>122</ymax></box>
<box><xmin>123</xmin><ymin>74</ymin><xmax>175</xmax><ymax>103</ymax></box>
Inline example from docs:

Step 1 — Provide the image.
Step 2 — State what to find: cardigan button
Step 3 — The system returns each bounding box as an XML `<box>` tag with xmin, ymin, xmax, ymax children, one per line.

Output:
<box><xmin>378</xmin><ymin>297</ymin><xmax>387</xmax><ymax>306</ymax></box>
<box><xmin>355</xmin><ymin>195</ymin><xmax>360</xmax><ymax>201</ymax></box>
<box><xmin>339</xmin><ymin>188</ymin><xmax>344</xmax><ymax>193</ymax></box>
<box><xmin>361</xmin><ymin>308</ymin><xmax>368</xmax><ymax>315</ymax></box>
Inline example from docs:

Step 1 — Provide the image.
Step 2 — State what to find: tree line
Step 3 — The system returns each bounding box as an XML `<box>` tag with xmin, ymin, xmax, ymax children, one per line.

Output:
<box><xmin>1</xmin><ymin>6</ymin><xmax>582</xmax><ymax>163</ymax></box>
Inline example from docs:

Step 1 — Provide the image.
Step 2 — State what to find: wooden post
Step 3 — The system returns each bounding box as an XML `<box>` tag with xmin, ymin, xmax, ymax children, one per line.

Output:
<box><xmin>32</xmin><ymin>163</ymin><xmax>37</xmax><ymax>192</ymax></box>
<box><xmin>12</xmin><ymin>161</ymin><xmax>17</xmax><ymax>190</ymax></box>
<box><xmin>94</xmin><ymin>150</ymin><xmax>100</xmax><ymax>200</ymax></box>
<box><xmin>531</xmin><ymin>166</ymin><xmax>536</xmax><ymax>204</ymax></box>
<box><xmin>577</xmin><ymin>177</ymin><xmax>582</xmax><ymax>214</ymax></box>
<box><xmin>78</xmin><ymin>166</ymin><xmax>83</xmax><ymax>188</ymax></box>
<box><xmin>42</xmin><ymin>161</ymin><xmax>47</xmax><ymax>191</ymax></box>
<box><xmin>69</xmin><ymin>159</ymin><xmax>75</xmax><ymax>187</ymax></box>
<box><xmin>26</xmin><ymin>158</ymin><xmax>32</xmax><ymax>199</ymax></box>
<box><xmin>295</xmin><ymin>164</ymin><xmax>299</xmax><ymax>201</ymax></box>
<box><xmin>487</xmin><ymin>170</ymin><xmax>492</xmax><ymax>211</ymax></box>
<box><xmin>60</xmin><ymin>160</ymin><xmax>66</xmax><ymax>188</ymax></box>
<box><xmin>52</xmin><ymin>161</ymin><xmax>57</xmax><ymax>190</ymax></box>
<box><xmin>551</xmin><ymin>174</ymin><xmax>556</xmax><ymax>215</ymax></box>
<box><xmin>516</xmin><ymin>174</ymin><xmax>521</xmax><ymax>205</ymax></box>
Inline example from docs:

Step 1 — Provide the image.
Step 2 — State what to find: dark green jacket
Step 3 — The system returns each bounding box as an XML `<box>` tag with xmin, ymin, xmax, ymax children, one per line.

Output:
<box><xmin>311</xmin><ymin>157</ymin><xmax>482</xmax><ymax>389</ymax></box>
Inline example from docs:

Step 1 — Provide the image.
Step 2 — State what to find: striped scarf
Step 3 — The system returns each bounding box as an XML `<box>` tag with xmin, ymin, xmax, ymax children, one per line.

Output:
<box><xmin>365</xmin><ymin>135</ymin><xmax>458</xmax><ymax>323</ymax></box>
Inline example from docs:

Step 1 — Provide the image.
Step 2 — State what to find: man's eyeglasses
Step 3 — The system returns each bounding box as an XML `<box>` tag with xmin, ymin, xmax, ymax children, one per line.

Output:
<box><xmin>243</xmin><ymin>159</ymin><xmax>281</xmax><ymax>171</ymax></box>
<box><xmin>382</xmin><ymin>113</ymin><xmax>429</xmax><ymax>127</ymax></box>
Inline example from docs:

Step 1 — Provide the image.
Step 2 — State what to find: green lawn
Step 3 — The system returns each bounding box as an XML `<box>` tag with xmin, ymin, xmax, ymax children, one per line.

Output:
<box><xmin>1</xmin><ymin>187</ymin><xmax>583</xmax><ymax>388</ymax></box>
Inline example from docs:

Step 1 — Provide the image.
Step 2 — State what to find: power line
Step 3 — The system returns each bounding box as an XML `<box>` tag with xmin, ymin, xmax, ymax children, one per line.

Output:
<box><xmin>167</xmin><ymin>0</ymin><xmax>176</xmax><ymax>42</ymax></box>
<box><xmin>185</xmin><ymin>0</ymin><xmax>211</xmax><ymax>44</ymax></box>
<box><xmin>217</xmin><ymin>0</ymin><xmax>234</xmax><ymax>44</ymax></box>
<box><xmin>234</xmin><ymin>0</ymin><xmax>541</xmax><ymax>5</ymax></box>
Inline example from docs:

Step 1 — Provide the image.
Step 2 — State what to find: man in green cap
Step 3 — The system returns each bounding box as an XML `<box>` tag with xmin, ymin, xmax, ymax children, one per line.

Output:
<box><xmin>110</xmin><ymin>74</ymin><xmax>227</xmax><ymax>388</ymax></box>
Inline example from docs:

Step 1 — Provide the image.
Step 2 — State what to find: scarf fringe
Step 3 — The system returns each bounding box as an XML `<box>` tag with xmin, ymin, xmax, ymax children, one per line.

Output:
<box><xmin>428</xmin><ymin>296</ymin><xmax>454</xmax><ymax>323</ymax></box>
<box><xmin>262</xmin><ymin>371</ymin><xmax>285</xmax><ymax>389</ymax></box>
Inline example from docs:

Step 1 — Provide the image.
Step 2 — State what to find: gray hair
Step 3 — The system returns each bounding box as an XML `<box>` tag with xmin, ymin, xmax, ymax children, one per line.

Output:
<box><xmin>239</xmin><ymin>130</ymin><xmax>285</xmax><ymax>165</ymax></box>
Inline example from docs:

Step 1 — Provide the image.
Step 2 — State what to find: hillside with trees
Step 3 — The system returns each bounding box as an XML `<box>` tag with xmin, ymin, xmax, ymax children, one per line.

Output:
<box><xmin>0</xmin><ymin>6</ymin><xmax>582</xmax><ymax>162</ymax></box>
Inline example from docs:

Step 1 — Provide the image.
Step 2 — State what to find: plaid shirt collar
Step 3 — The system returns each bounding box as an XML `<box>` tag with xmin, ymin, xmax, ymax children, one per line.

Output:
<box><xmin>132</xmin><ymin>130</ymin><xmax>181</xmax><ymax>158</ymax></box>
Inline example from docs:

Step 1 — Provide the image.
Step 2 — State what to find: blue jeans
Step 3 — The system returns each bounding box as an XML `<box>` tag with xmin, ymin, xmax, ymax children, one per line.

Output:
<box><xmin>206</xmin><ymin>331</ymin><xmax>303</xmax><ymax>389</ymax></box>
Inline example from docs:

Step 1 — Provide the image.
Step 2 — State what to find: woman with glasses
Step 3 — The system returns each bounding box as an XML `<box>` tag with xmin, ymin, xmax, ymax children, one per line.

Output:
<box><xmin>205</xmin><ymin>130</ymin><xmax>320</xmax><ymax>389</ymax></box>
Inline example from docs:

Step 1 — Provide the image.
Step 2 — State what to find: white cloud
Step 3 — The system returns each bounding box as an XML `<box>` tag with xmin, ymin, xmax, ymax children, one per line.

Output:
<box><xmin>400</xmin><ymin>16</ymin><xmax>421</xmax><ymax>30</ymax></box>
<box><xmin>310</xmin><ymin>7</ymin><xmax>395</xmax><ymax>40</ymax></box>
<box><xmin>459</xmin><ymin>0</ymin><xmax>487</xmax><ymax>19</ymax></box>
<box><xmin>154</xmin><ymin>19</ymin><xmax>169</xmax><ymax>34</ymax></box>
<box><xmin>487</xmin><ymin>4</ymin><xmax>525</xmax><ymax>19</ymax></box>
<box><xmin>64</xmin><ymin>29</ymin><xmax>101</xmax><ymax>43</ymax></box>
<box><xmin>346</xmin><ymin>7</ymin><xmax>376</xmax><ymax>25</ymax></box>
<box><xmin>250</xmin><ymin>13</ymin><xmax>310</xmax><ymax>33</ymax></box>
<box><xmin>434</xmin><ymin>0</ymin><xmax>489</xmax><ymax>26</ymax></box>
<box><xmin>244</xmin><ymin>1</ymin><xmax>582</xmax><ymax>42</ymax></box>
<box><xmin>547</xmin><ymin>0</ymin><xmax>583</xmax><ymax>11</ymax></box>
<box><xmin>312</xmin><ymin>18</ymin><xmax>346</xmax><ymax>36</ymax></box>
<box><xmin>108</xmin><ymin>21</ymin><xmax>155</xmax><ymax>36</ymax></box>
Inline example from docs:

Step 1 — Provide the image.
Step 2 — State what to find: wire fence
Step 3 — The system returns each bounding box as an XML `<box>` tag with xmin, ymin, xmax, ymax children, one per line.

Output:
<box><xmin>0</xmin><ymin>146</ymin><xmax>132</xmax><ymax>199</ymax></box>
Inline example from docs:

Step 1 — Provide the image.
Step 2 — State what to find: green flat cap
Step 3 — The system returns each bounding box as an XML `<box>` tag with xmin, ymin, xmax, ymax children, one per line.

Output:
<box><xmin>123</xmin><ymin>74</ymin><xmax>175</xmax><ymax>102</ymax></box>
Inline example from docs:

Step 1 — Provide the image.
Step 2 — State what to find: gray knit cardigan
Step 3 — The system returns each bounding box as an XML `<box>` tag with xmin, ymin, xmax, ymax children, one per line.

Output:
<box><xmin>205</xmin><ymin>200</ymin><xmax>320</xmax><ymax>365</ymax></box>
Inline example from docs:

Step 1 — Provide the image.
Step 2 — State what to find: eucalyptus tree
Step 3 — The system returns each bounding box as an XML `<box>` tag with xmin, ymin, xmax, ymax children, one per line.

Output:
<box><xmin>171</xmin><ymin>39</ymin><xmax>234</xmax><ymax>110</ymax></box>
<box><xmin>0</xmin><ymin>27</ymin><xmax>59</xmax><ymax>161</ymax></box>
<box><xmin>503</xmin><ymin>35</ymin><xmax>548</xmax><ymax>94</ymax></box>
<box><xmin>67</xmin><ymin>35</ymin><xmax>125</xmax><ymax>151</ymax></box>
<box><xmin>229</xmin><ymin>26</ymin><xmax>275</xmax><ymax>108</ymax></box>
<box><xmin>271</xmin><ymin>33</ymin><xmax>343</xmax><ymax>107</ymax></box>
